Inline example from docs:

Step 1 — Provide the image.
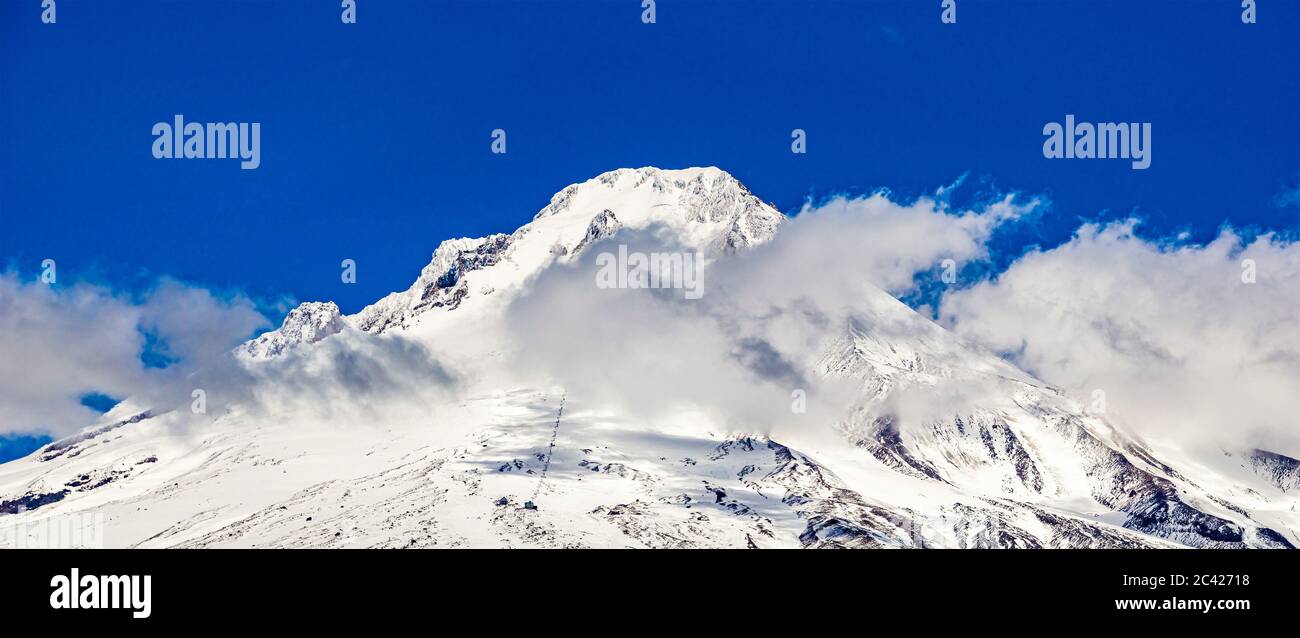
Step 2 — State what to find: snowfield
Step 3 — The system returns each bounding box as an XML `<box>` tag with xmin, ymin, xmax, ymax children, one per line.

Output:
<box><xmin>3</xmin><ymin>167</ymin><xmax>1297</xmax><ymax>549</ymax></box>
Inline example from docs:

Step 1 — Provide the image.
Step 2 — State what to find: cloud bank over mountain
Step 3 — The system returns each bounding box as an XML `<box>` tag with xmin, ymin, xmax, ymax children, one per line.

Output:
<box><xmin>4</xmin><ymin>167</ymin><xmax>1297</xmax><ymax>550</ymax></box>
<box><xmin>505</xmin><ymin>183</ymin><xmax>1300</xmax><ymax>457</ymax></box>
<box><xmin>0</xmin><ymin>275</ymin><xmax>268</xmax><ymax>436</ymax></box>
<box><xmin>502</xmin><ymin>188</ymin><xmax>1041</xmax><ymax>441</ymax></box>
<box><xmin>939</xmin><ymin>221</ymin><xmax>1300</xmax><ymax>454</ymax></box>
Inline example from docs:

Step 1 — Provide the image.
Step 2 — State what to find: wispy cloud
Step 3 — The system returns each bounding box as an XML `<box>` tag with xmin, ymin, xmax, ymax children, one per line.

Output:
<box><xmin>1273</xmin><ymin>181</ymin><xmax>1300</xmax><ymax>209</ymax></box>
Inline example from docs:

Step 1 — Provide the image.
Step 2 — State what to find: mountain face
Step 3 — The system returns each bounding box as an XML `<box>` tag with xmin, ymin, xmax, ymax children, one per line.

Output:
<box><xmin>345</xmin><ymin>167</ymin><xmax>784</xmax><ymax>336</ymax></box>
<box><xmin>2</xmin><ymin>167</ymin><xmax>1297</xmax><ymax>549</ymax></box>
<box><xmin>1250</xmin><ymin>450</ymin><xmax>1300</xmax><ymax>493</ymax></box>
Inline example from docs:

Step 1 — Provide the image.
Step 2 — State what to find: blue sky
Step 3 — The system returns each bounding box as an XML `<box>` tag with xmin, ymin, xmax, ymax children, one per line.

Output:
<box><xmin>1</xmin><ymin>1</ymin><xmax>1298</xmax><ymax>457</ymax></box>
<box><xmin>4</xmin><ymin>0</ymin><xmax>1297</xmax><ymax>314</ymax></box>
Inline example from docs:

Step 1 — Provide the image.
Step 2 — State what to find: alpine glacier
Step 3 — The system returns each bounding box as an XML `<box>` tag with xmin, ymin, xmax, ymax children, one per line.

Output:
<box><xmin>2</xmin><ymin>167</ymin><xmax>1297</xmax><ymax>549</ymax></box>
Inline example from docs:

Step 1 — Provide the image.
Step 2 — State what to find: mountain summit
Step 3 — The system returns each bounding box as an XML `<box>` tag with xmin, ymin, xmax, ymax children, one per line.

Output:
<box><xmin>348</xmin><ymin>167</ymin><xmax>783</xmax><ymax>334</ymax></box>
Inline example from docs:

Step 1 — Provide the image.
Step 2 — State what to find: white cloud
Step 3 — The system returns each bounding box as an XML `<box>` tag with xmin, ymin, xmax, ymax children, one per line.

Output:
<box><xmin>500</xmin><ymin>191</ymin><xmax>1038</xmax><ymax>439</ymax></box>
<box><xmin>503</xmin><ymin>186</ymin><xmax>1296</xmax><ymax>458</ymax></box>
<box><xmin>786</xmin><ymin>191</ymin><xmax>1035</xmax><ymax>295</ymax></box>
<box><xmin>0</xmin><ymin>273</ymin><xmax>269</xmax><ymax>436</ymax></box>
<box><xmin>939</xmin><ymin>220</ymin><xmax>1300</xmax><ymax>453</ymax></box>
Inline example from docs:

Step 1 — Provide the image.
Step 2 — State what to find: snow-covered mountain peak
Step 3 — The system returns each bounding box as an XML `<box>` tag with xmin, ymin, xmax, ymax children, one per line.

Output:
<box><xmin>15</xmin><ymin>167</ymin><xmax>1296</xmax><ymax>549</ymax></box>
<box><xmin>347</xmin><ymin>167</ymin><xmax>784</xmax><ymax>334</ymax></box>
<box><xmin>538</xmin><ymin>167</ymin><xmax>741</xmax><ymax>217</ymax></box>
<box><xmin>532</xmin><ymin>166</ymin><xmax>782</xmax><ymax>254</ymax></box>
<box><xmin>237</xmin><ymin>301</ymin><xmax>346</xmax><ymax>360</ymax></box>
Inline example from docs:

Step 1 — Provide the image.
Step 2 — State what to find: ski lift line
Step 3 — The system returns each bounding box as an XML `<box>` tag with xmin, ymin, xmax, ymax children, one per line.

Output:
<box><xmin>530</xmin><ymin>393</ymin><xmax>565</xmax><ymax>503</ymax></box>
